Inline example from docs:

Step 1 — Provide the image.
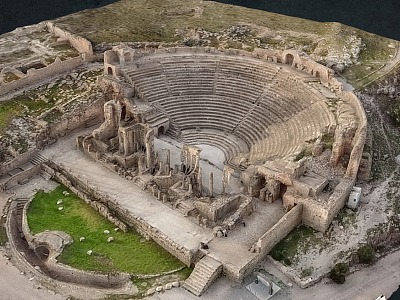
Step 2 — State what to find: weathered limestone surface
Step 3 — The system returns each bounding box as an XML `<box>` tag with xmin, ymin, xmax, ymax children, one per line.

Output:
<box><xmin>1</xmin><ymin>45</ymin><xmax>367</xmax><ymax>293</ymax></box>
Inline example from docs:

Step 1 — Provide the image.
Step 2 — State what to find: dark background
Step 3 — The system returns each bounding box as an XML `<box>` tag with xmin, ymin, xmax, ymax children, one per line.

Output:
<box><xmin>213</xmin><ymin>0</ymin><xmax>399</xmax><ymax>40</ymax></box>
<box><xmin>0</xmin><ymin>0</ymin><xmax>399</xmax><ymax>41</ymax></box>
<box><xmin>0</xmin><ymin>0</ymin><xmax>116</xmax><ymax>35</ymax></box>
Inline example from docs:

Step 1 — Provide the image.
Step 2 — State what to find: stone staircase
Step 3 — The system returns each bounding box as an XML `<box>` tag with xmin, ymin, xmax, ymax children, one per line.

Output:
<box><xmin>30</xmin><ymin>154</ymin><xmax>48</xmax><ymax>165</ymax></box>
<box><xmin>146</xmin><ymin>110</ymin><xmax>169</xmax><ymax>129</ymax></box>
<box><xmin>182</xmin><ymin>256</ymin><xmax>223</xmax><ymax>296</ymax></box>
<box><xmin>176</xmin><ymin>201</ymin><xmax>199</xmax><ymax>218</ymax></box>
<box><xmin>14</xmin><ymin>198</ymin><xmax>29</xmax><ymax>234</ymax></box>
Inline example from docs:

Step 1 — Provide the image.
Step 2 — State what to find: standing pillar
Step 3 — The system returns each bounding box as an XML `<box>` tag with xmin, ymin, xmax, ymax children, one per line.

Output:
<box><xmin>209</xmin><ymin>172</ymin><xmax>213</xmax><ymax>198</ymax></box>
<box><xmin>166</xmin><ymin>149</ymin><xmax>171</xmax><ymax>170</ymax></box>
<box><xmin>123</xmin><ymin>131</ymin><xmax>130</xmax><ymax>155</ymax></box>
<box><xmin>198</xmin><ymin>167</ymin><xmax>202</xmax><ymax>196</ymax></box>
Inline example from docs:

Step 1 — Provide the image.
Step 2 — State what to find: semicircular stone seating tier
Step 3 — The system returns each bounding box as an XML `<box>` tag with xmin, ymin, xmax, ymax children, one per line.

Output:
<box><xmin>121</xmin><ymin>52</ymin><xmax>336</xmax><ymax>167</ymax></box>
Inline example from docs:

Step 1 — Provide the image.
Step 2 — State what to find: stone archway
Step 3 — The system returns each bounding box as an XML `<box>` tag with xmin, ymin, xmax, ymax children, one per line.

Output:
<box><xmin>107</xmin><ymin>66</ymin><xmax>113</xmax><ymax>75</ymax></box>
<box><xmin>285</xmin><ymin>53</ymin><xmax>294</xmax><ymax>66</ymax></box>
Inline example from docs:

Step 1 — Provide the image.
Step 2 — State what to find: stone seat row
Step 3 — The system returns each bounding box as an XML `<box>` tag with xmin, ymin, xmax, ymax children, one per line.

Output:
<box><xmin>247</xmin><ymin>102</ymin><xmax>335</xmax><ymax>162</ymax></box>
<box><xmin>181</xmin><ymin>129</ymin><xmax>248</xmax><ymax>162</ymax></box>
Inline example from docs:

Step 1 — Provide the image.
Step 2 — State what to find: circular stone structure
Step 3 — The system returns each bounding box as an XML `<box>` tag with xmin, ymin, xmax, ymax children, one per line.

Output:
<box><xmin>114</xmin><ymin>48</ymin><xmax>336</xmax><ymax>169</ymax></box>
<box><xmin>78</xmin><ymin>46</ymin><xmax>366</xmax><ymax>287</ymax></box>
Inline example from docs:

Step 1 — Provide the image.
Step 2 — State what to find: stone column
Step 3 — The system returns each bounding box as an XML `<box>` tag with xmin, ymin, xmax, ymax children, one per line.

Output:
<box><xmin>166</xmin><ymin>149</ymin><xmax>171</xmax><ymax>170</ymax></box>
<box><xmin>198</xmin><ymin>167</ymin><xmax>202</xmax><ymax>196</ymax></box>
<box><xmin>209</xmin><ymin>172</ymin><xmax>213</xmax><ymax>198</ymax></box>
<box><xmin>121</xmin><ymin>130</ymin><xmax>129</xmax><ymax>156</ymax></box>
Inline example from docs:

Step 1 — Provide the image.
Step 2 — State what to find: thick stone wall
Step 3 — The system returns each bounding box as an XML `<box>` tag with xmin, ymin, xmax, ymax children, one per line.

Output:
<box><xmin>46</xmin><ymin>22</ymin><xmax>93</xmax><ymax>56</ymax></box>
<box><xmin>0</xmin><ymin>164</ymin><xmax>41</xmax><ymax>191</ymax></box>
<box><xmin>223</xmin><ymin>204</ymin><xmax>303</xmax><ymax>281</ymax></box>
<box><xmin>42</xmin><ymin>97</ymin><xmax>105</xmax><ymax>140</ymax></box>
<box><xmin>0</xmin><ymin>56</ymin><xmax>83</xmax><ymax>96</ymax></box>
<box><xmin>255</xmin><ymin>204</ymin><xmax>303</xmax><ymax>254</ymax></box>
<box><xmin>0</xmin><ymin>148</ymin><xmax>38</xmax><ymax>176</ymax></box>
<box><xmin>342</xmin><ymin>92</ymin><xmax>367</xmax><ymax>178</ymax></box>
<box><xmin>292</xmin><ymin>196</ymin><xmax>329</xmax><ymax>232</ymax></box>
<box><xmin>323</xmin><ymin>178</ymin><xmax>356</xmax><ymax>230</ymax></box>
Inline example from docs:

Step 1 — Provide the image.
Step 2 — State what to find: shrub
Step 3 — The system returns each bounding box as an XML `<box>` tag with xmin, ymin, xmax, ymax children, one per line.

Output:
<box><xmin>283</xmin><ymin>258</ymin><xmax>292</xmax><ymax>266</ymax></box>
<box><xmin>330</xmin><ymin>262</ymin><xmax>349</xmax><ymax>284</ymax></box>
<box><xmin>357</xmin><ymin>244</ymin><xmax>375</xmax><ymax>264</ymax></box>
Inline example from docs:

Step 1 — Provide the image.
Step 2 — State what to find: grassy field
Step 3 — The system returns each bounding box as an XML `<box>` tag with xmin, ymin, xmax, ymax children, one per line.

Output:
<box><xmin>269</xmin><ymin>225</ymin><xmax>322</xmax><ymax>266</ymax></box>
<box><xmin>27</xmin><ymin>185</ymin><xmax>186</xmax><ymax>275</ymax></box>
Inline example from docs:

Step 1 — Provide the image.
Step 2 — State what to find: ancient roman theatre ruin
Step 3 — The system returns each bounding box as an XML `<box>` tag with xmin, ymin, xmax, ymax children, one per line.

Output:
<box><xmin>67</xmin><ymin>46</ymin><xmax>367</xmax><ymax>295</ymax></box>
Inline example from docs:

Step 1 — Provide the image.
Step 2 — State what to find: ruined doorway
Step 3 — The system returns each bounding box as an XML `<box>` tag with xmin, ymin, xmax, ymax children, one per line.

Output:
<box><xmin>280</xmin><ymin>183</ymin><xmax>287</xmax><ymax>199</ymax></box>
<box><xmin>285</xmin><ymin>54</ymin><xmax>294</xmax><ymax>66</ymax></box>
<box><xmin>158</xmin><ymin>126</ymin><xmax>165</xmax><ymax>136</ymax></box>
<box><xmin>120</xmin><ymin>105</ymin><xmax>126</xmax><ymax>121</ymax></box>
<box><xmin>107</xmin><ymin>66</ymin><xmax>113</xmax><ymax>75</ymax></box>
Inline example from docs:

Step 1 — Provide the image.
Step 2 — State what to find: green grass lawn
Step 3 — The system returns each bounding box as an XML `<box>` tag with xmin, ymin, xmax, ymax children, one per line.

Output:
<box><xmin>27</xmin><ymin>185</ymin><xmax>186</xmax><ymax>275</ymax></box>
<box><xmin>269</xmin><ymin>225</ymin><xmax>322</xmax><ymax>266</ymax></box>
<box><xmin>0</xmin><ymin>223</ymin><xmax>7</xmax><ymax>246</ymax></box>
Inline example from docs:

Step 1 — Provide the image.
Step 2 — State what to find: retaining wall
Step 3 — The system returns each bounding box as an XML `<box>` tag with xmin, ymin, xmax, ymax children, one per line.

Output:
<box><xmin>343</xmin><ymin>92</ymin><xmax>368</xmax><ymax>178</ymax></box>
<box><xmin>0</xmin><ymin>149</ymin><xmax>38</xmax><ymax>176</ymax></box>
<box><xmin>224</xmin><ymin>204</ymin><xmax>303</xmax><ymax>281</ymax></box>
<box><xmin>0</xmin><ymin>164</ymin><xmax>41</xmax><ymax>191</ymax></box>
<box><xmin>17</xmin><ymin>198</ymin><xmax>131</xmax><ymax>288</ymax></box>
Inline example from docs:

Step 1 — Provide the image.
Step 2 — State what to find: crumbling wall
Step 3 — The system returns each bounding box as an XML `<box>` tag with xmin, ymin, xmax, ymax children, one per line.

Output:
<box><xmin>46</xmin><ymin>22</ymin><xmax>93</xmax><ymax>57</ymax></box>
<box><xmin>152</xmin><ymin>175</ymin><xmax>180</xmax><ymax>190</ymax></box>
<box><xmin>44</xmin><ymin>98</ymin><xmax>105</xmax><ymax>140</ymax></box>
<box><xmin>323</xmin><ymin>178</ymin><xmax>356</xmax><ymax>230</ymax></box>
<box><xmin>0</xmin><ymin>56</ymin><xmax>83</xmax><ymax>96</ymax></box>
<box><xmin>195</xmin><ymin>195</ymin><xmax>245</xmax><ymax>222</ymax></box>
<box><xmin>255</xmin><ymin>204</ymin><xmax>303</xmax><ymax>253</ymax></box>
<box><xmin>0</xmin><ymin>149</ymin><xmax>38</xmax><ymax>176</ymax></box>
<box><xmin>0</xmin><ymin>164</ymin><xmax>41</xmax><ymax>191</ymax></box>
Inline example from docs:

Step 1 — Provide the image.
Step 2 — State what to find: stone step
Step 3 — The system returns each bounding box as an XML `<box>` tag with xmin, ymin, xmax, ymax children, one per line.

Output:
<box><xmin>30</xmin><ymin>154</ymin><xmax>48</xmax><ymax>165</ymax></box>
<box><xmin>182</xmin><ymin>256</ymin><xmax>223</xmax><ymax>297</ymax></box>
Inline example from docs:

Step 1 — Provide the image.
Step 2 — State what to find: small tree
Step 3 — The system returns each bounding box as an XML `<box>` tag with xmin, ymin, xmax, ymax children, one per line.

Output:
<box><xmin>330</xmin><ymin>262</ymin><xmax>349</xmax><ymax>284</ymax></box>
<box><xmin>357</xmin><ymin>244</ymin><xmax>375</xmax><ymax>264</ymax></box>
